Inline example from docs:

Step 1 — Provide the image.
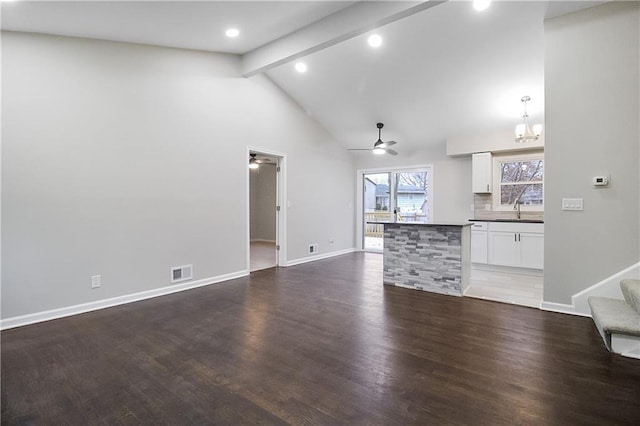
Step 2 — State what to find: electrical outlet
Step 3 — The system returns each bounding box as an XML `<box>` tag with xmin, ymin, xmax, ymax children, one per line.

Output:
<box><xmin>309</xmin><ymin>244</ymin><xmax>319</xmax><ymax>254</ymax></box>
<box><xmin>91</xmin><ymin>275</ymin><xmax>101</xmax><ymax>289</ymax></box>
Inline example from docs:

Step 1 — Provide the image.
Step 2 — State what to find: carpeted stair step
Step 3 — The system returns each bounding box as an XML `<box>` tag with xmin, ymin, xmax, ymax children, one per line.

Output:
<box><xmin>588</xmin><ymin>278</ymin><xmax>640</xmax><ymax>354</ymax></box>
<box><xmin>621</xmin><ymin>279</ymin><xmax>640</xmax><ymax>314</ymax></box>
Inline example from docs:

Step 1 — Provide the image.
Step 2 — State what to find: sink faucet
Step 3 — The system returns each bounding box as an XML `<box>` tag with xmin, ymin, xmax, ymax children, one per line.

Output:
<box><xmin>513</xmin><ymin>199</ymin><xmax>521</xmax><ymax>220</ymax></box>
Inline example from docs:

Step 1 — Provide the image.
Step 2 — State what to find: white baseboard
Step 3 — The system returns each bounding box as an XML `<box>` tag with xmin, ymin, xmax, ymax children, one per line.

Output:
<box><xmin>540</xmin><ymin>301</ymin><xmax>591</xmax><ymax>317</ymax></box>
<box><xmin>539</xmin><ymin>261</ymin><xmax>640</xmax><ymax>318</ymax></box>
<box><xmin>285</xmin><ymin>248</ymin><xmax>356</xmax><ymax>267</ymax></box>
<box><xmin>0</xmin><ymin>269</ymin><xmax>249</xmax><ymax>330</ymax></box>
<box><xmin>1</xmin><ymin>249</ymin><xmax>359</xmax><ymax>329</ymax></box>
<box><xmin>572</xmin><ymin>261</ymin><xmax>640</xmax><ymax>315</ymax></box>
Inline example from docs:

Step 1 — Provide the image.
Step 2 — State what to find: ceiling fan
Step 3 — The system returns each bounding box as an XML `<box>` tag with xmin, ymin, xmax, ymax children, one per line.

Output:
<box><xmin>348</xmin><ymin>122</ymin><xmax>398</xmax><ymax>155</ymax></box>
<box><xmin>248</xmin><ymin>153</ymin><xmax>274</xmax><ymax>169</ymax></box>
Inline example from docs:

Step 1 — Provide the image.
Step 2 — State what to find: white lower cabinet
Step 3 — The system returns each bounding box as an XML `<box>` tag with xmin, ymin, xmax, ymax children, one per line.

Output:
<box><xmin>470</xmin><ymin>222</ymin><xmax>488</xmax><ymax>263</ymax></box>
<box><xmin>487</xmin><ymin>222</ymin><xmax>544</xmax><ymax>269</ymax></box>
<box><xmin>488</xmin><ymin>231</ymin><xmax>520</xmax><ymax>266</ymax></box>
<box><xmin>519</xmin><ymin>232</ymin><xmax>544</xmax><ymax>269</ymax></box>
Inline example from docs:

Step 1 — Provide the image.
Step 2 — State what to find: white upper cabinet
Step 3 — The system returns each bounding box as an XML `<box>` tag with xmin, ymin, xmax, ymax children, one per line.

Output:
<box><xmin>472</xmin><ymin>152</ymin><xmax>492</xmax><ymax>193</ymax></box>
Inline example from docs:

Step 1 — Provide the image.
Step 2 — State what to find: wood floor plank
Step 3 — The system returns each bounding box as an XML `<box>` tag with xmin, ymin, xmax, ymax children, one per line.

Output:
<box><xmin>2</xmin><ymin>252</ymin><xmax>639</xmax><ymax>425</ymax></box>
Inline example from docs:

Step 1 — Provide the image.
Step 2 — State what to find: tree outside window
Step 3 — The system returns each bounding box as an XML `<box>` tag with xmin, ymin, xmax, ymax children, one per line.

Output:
<box><xmin>493</xmin><ymin>154</ymin><xmax>544</xmax><ymax>210</ymax></box>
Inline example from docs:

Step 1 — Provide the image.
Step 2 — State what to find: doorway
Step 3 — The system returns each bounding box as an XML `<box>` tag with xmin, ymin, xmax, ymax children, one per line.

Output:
<box><xmin>248</xmin><ymin>149</ymin><xmax>285</xmax><ymax>272</ymax></box>
<box><xmin>358</xmin><ymin>166</ymin><xmax>433</xmax><ymax>252</ymax></box>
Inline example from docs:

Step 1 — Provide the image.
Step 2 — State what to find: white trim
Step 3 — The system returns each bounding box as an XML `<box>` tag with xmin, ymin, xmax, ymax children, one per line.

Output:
<box><xmin>540</xmin><ymin>301</ymin><xmax>591</xmax><ymax>317</ymax></box>
<box><xmin>247</xmin><ymin>146</ymin><xmax>287</xmax><ymax>270</ymax></box>
<box><xmin>572</xmin><ymin>261</ymin><xmax>640</xmax><ymax>314</ymax></box>
<box><xmin>285</xmin><ymin>248</ymin><xmax>356</xmax><ymax>267</ymax></box>
<box><xmin>611</xmin><ymin>334</ymin><xmax>640</xmax><ymax>359</ymax></box>
<box><xmin>0</xmin><ymin>270</ymin><xmax>249</xmax><ymax>330</ymax></box>
<box><xmin>539</xmin><ymin>262</ymin><xmax>640</xmax><ymax>317</ymax></box>
<box><xmin>492</xmin><ymin>151</ymin><xmax>544</xmax><ymax>212</ymax></box>
<box><xmin>356</xmin><ymin>164</ymin><xmax>434</xmax><ymax>251</ymax></box>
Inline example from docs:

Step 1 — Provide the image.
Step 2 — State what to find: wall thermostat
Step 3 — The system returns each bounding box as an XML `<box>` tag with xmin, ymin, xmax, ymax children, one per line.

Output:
<box><xmin>592</xmin><ymin>176</ymin><xmax>609</xmax><ymax>187</ymax></box>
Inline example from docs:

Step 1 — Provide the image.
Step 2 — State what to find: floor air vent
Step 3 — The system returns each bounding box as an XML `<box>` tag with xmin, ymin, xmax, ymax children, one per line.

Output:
<box><xmin>171</xmin><ymin>264</ymin><xmax>193</xmax><ymax>283</ymax></box>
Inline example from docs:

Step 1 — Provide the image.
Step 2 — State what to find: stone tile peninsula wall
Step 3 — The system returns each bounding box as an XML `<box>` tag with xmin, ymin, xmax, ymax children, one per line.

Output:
<box><xmin>376</xmin><ymin>222</ymin><xmax>471</xmax><ymax>296</ymax></box>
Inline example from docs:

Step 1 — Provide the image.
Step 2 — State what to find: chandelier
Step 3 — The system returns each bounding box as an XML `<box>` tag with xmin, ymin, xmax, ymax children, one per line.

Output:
<box><xmin>515</xmin><ymin>96</ymin><xmax>542</xmax><ymax>143</ymax></box>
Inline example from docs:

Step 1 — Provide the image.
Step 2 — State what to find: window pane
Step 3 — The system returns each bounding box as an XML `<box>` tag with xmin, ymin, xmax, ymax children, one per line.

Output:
<box><xmin>500</xmin><ymin>184</ymin><xmax>543</xmax><ymax>205</ymax></box>
<box><xmin>501</xmin><ymin>160</ymin><xmax>543</xmax><ymax>183</ymax></box>
<box><xmin>395</xmin><ymin>171</ymin><xmax>429</xmax><ymax>222</ymax></box>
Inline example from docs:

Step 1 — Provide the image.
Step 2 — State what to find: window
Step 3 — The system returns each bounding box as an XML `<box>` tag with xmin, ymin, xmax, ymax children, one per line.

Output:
<box><xmin>359</xmin><ymin>166</ymin><xmax>433</xmax><ymax>252</ymax></box>
<box><xmin>493</xmin><ymin>153</ymin><xmax>544</xmax><ymax>210</ymax></box>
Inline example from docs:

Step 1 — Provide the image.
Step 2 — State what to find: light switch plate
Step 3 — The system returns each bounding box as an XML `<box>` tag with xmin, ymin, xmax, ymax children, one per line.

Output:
<box><xmin>562</xmin><ymin>198</ymin><xmax>583</xmax><ymax>211</ymax></box>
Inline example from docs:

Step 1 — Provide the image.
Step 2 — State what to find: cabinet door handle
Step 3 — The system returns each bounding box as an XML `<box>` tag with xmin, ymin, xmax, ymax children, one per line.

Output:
<box><xmin>519</xmin><ymin>233</ymin><xmax>521</xmax><ymax>242</ymax></box>
<box><xmin>514</xmin><ymin>233</ymin><xmax>517</xmax><ymax>242</ymax></box>
<box><xmin>487</xmin><ymin>184</ymin><xmax>489</xmax><ymax>191</ymax></box>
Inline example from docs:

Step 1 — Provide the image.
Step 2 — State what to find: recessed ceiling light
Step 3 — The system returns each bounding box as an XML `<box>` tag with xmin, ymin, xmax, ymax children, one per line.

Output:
<box><xmin>295</xmin><ymin>62</ymin><xmax>307</xmax><ymax>73</ymax></box>
<box><xmin>368</xmin><ymin>34</ymin><xmax>383</xmax><ymax>48</ymax></box>
<box><xmin>225</xmin><ymin>28</ymin><xmax>240</xmax><ymax>38</ymax></box>
<box><xmin>473</xmin><ymin>0</ymin><xmax>491</xmax><ymax>11</ymax></box>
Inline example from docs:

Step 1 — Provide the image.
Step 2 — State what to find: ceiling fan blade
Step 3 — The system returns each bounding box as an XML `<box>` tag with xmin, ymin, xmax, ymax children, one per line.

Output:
<box><xmin>385</xmin><ymin>149</ymin><xmax>398</xmax><ymax>156</ymax></box>
<box><xmin>348</xmin><ymin>148</ymin><xmax>372</xmax><ymax>151</ymax></box>
<box><xmin>384</xmin><ymin>140</ymin><xmax>397</xmax><ymax>147</ymax></box>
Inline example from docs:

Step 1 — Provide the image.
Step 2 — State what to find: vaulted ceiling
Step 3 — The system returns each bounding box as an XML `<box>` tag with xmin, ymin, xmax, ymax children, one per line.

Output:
<box><xmin>2</xmin><ymin>1</ymin><xmax>605</xmax><ymax>154</ymax></box>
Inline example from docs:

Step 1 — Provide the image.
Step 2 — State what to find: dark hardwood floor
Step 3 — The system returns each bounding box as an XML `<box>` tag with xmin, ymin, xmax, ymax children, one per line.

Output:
<box><xmin>2</xmin><ymin>252</ymin><xmax>639</xmax><ymax>425</ymax></box>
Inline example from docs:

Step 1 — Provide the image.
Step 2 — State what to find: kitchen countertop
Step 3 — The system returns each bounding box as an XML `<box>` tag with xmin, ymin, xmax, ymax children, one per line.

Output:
<box><xmin>469</xmin><ymin>218</ymin><xmax>544</xmax><ymax>224</ymax></box>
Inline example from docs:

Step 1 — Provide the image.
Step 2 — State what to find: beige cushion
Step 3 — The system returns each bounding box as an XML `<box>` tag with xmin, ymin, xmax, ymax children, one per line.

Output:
<box><xmin>589</xmin><ymin>296</ymin><xmax>640</xmax><ymax>337</ymax></box>
<box><xmin>620</xmin><ymin>279</ymin><xmax>640</xmax><ymax>315</ymax></box>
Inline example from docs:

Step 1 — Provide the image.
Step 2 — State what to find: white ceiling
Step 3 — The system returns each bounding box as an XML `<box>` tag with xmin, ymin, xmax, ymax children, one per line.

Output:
<box><xmin>1</xmin><ymin>0</ymin><xmax>605</xmax><ymax>154</ymax></box>
<box><xmin>1</xmin><ymin>1</ymin><xmax>357</xmax><ymax>54</ymax></box>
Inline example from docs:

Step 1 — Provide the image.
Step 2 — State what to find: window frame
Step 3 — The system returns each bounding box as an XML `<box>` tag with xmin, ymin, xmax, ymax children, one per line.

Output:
<box><xmin>492</xmin><ymin>151</ymin><xmax>544</xmax><ymax>211</ymax></box>
<box><xmin>356</xmin><ymin>165</ymin><xmax>434</xmax><ymax>252</ymax></box>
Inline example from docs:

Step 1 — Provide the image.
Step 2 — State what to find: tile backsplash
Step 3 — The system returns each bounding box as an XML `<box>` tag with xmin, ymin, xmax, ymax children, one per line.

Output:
<box><xmin>473</xmin><ymin>194</ymin><xmax>544</xmax><ymax>221</ymax></box>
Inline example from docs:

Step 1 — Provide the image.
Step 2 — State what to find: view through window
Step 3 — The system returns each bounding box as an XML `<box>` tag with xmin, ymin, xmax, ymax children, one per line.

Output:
<box><xmin>496</xmin><ymin>157</ymin><xmax>544</xmax><ymax>209</ymax></box>
<box><xmin>363</xmin><ymin>170</ymin><xmax>430</xmax><ymax>251</ymax></box>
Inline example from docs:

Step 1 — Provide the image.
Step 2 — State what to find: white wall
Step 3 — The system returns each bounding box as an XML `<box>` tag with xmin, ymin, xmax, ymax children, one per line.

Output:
<box><xmin>250</xmin><ymin>164</ymin><xmax>276</xmax><ymax>242</ymax></box>
<box><xmin>1</xmin><ymin>32</ymin><xmax>355</xmax><ymax>319</ymax></box>
<box><xmin>544</xmin><ymin>2</ymin><xmax>640</xmax><ymax>304</ymax></box>
<box><xmin>354</xmin><ymin>142</ymin><xmax>472</xmax><ymax>223</ymax></box>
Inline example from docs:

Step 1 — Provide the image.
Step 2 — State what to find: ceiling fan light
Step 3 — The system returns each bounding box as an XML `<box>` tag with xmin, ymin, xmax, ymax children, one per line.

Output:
<box><xmin>373</xmin><ymin>147</ymin><xmax>386</xmax><ymax>155</ymax></box>
<box><xmin>249</xmin><ymin>154</ymin><xmax>260</xmax><ymax>169</ymax></box>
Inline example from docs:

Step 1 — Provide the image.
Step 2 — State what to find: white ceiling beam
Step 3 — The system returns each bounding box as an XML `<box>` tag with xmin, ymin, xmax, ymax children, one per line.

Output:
<box><xmin>241</xmin><ymin>1</ymin><xmax>447</xmax><ymax>77</ymax></box>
